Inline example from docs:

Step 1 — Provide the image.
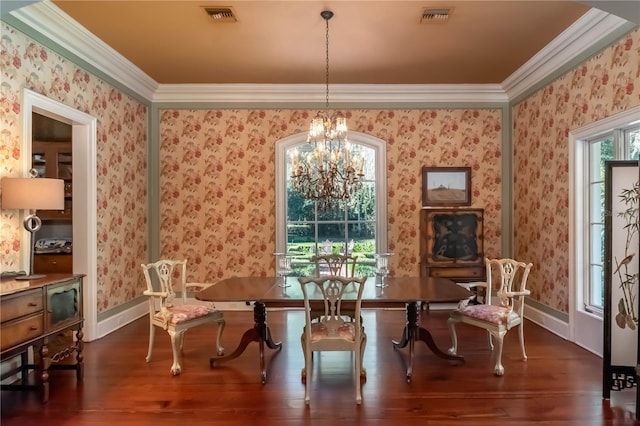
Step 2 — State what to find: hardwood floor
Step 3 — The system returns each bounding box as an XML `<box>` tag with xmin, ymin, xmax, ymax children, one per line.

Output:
<box><xmin>1</xmin><ymin>308</ymin><xmax>638</xmax><ymax>425</ymax></box>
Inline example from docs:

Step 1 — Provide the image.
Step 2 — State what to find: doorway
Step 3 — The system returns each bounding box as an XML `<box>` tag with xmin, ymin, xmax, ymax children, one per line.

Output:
<box><xmin>22</xmin><ymin>88</ymin><xmax>99</xmax><ymax>342</ymax></box>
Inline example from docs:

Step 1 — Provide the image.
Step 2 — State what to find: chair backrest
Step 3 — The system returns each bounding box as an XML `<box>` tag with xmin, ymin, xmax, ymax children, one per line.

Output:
<box><xmin>298</xmin><ymin>275</ymin><xmax>367</xmax><ymax>347</ymax></box>
<box><xmin>312</xmin><ymin>254</ymin><xmax>358</xmax><ymax>277</ymax></box>
<box><xmin>485</xmin><ymin>258</ymin><xmax>533</xmax><ymax>315</ymax></box>
<box><xmin>141</xmin><ymin>259</ymin><xmax>188</xmax><ymax>313</ymax></box>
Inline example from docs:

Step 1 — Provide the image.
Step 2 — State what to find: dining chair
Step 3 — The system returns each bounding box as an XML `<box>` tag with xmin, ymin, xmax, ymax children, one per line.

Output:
<box><xmin>141</xmin><ymin>259</ymin><xmax>225</xmax><ymax>375</ymax></box>
<box><xmin>312</xmin><ymin>254</ymin><xmax>358</xmax><ymax>277</ymax></box>
<box><xmin>447</xmin><ymin>257</ymin><xmax>533</xmax><ymax>375</ymax></box>
<box><xmin>298</xmin><ymin>275</ymin><xmax>368</xmax><ymax>405</ymax></box>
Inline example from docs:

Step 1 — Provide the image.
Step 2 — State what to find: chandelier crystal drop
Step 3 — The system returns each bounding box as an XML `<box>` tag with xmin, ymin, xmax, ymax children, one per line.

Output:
<box><xmin>290</xmin><ymin>10</ymin><xmax>364</xmax><ymax>210</ymax></box>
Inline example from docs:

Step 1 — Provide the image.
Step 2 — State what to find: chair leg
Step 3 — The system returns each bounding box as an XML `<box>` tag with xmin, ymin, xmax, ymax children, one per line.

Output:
<box><xmin>215</xmin><ymin>318</ymin><xmax>226</xmax><ymax>356</ymax></box>
<box><xmin>447</xmin><ymin>318</ymin><xmax>459</xmax><ymax>355</ymax></box>
<box><xmin>493</xmin><ymin>332</ymin><xmax>505</xmax><ymax>376</ymax></box>
<box><xmin>300</xmin><ymin>334</ymin><xmax>306</xmax><ymax>383</ymax></box>
<box><xmin>304</xmin><ymin>346</ymin><xmax>311</xmax><ymax>405</ymax></box>
<box><xmin>487</xmin><ymin>331</ymin><xmax>494</xmax><ymax>351</ymax></box>
<box><xmin>355</xmin><ymin>348</ymin><xmax>362</xmax><ymax>405</ymax></box>
<box><xmin>169</xmin><ymin>330</ymin><xmax>183</xmax><ymax>375</ymax></box>
<box><xmin>146</xmin><ymin>323</ymin><xmax>155</xmax><ymax>362</ymax></box>
<box><xmin>360</xmin><ymin>333</ymin><xmax>367</xmax><ymax>379</ymax></box>
<box><xmin>518</xmin><ymin>322</ymin><xmax>527</xmax><ymax>361</ymax></box>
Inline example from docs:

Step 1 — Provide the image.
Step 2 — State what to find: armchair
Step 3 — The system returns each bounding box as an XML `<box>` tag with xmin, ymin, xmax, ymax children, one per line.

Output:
<box><xmin>447</xmin><ymin>257</ymin><xmax>533</xmax><ymax>375</ymax></box>
<box><xmin>141</xmin><ymin>259</ymin><xmax>225</xmax><ymax>375</ymax></box>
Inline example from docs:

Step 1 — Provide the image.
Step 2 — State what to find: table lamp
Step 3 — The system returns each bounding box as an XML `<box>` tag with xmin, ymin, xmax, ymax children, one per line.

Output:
<box><xmin>1</xmin><ymin>171</ymin><xmax>64</xmax><ymax>280</ymax></box>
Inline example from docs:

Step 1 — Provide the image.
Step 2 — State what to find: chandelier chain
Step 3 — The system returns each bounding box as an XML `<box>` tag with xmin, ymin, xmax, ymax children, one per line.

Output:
<box><xmin>325</xmin><ymin>15</ymin><xmax>330</xmax><ymax>109</ymax></box>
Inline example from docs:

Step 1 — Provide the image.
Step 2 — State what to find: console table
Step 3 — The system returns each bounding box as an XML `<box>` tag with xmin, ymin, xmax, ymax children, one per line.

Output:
<box><xmin>0</xmin><ymin>274</ymin><xmax>84</xmax><ymax>403</ymax></box>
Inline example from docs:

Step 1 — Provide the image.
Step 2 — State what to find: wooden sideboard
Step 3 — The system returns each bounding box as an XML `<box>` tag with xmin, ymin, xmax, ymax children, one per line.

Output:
<box><xmin>0</xmin><ymin>274</ymin><xmax>84</xmax><ymax>403</ymax></box>
<box><xmin>420</xmin><ymin>208</ymin><xmax>486</xmax><ymax>283</ymax></box>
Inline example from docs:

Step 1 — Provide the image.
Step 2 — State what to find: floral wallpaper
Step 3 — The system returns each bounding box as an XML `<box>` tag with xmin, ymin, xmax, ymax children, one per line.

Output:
<box><xmin>513</xmin><ymin>28</ymin><xmax>640</xmax><ymax>314</ymax></box>
<box><xmin>159</xmin><ymin>108</ymin><xmax>504</xmax><ymax>281</ymax></box>
<box><xmin>0</xmin><ymin>23</ymin><xmax>148</xmax><ymax>313</ymax></box>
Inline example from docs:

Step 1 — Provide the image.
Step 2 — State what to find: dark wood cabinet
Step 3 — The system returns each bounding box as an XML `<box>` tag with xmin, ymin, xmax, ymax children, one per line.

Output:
<box><xmin>34</xmin><ymin>253</ymin><xmax>73</xmax><ymax>274</ymax></box>
<box><xmin>420</xmin><ymin>208</ymin><xmax>485</xmax><ymax>283</ymax></box>
<box><xmin>0</xmin><ymin>274</ymin><xmax>84</xmax><ymax>403</ymax></box>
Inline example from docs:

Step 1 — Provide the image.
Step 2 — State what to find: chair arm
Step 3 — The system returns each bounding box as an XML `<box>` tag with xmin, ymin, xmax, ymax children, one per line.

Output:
<box><xmin>143</xmin><ymin>290</ymin><xmax>169</xmax><ymax>298</ymax></box>
<box><xmin>502</xmin><ymin>289</ymin><xmax>531</xmax><ymax>298</ymax></box>
<box><xmin>186</xmin><ymin>282</ymin><xmax>213</xmax><ymax>291</ymax></box>
<box><xmin>456</xmin><ymin>281</ymin><xmax>487</xmax><ymax>290</ymax></box>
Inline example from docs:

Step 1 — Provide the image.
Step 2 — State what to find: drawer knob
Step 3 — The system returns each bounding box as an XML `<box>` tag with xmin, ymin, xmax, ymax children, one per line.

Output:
<box><xmin>28</xmin><ymin>302</ymin><xmax>38</xmax><ymax>307</ymax></box>
<box><xmin>29</xmin><ymin>326</ymin><xmax>38</xmax><ymax>330</ymax></box>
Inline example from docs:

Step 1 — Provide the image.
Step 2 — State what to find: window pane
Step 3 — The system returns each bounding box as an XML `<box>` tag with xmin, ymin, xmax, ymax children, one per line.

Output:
<box><xmin>347</xmin><ymin>182</ymin><xmax>376</xmax><ymax>221</ymax></box>
<box><xmin>287</xmin><ymin>222</ymin><xmax>313</xmax><ymax>245</ymax></box>
<box><xmin>287</xmin><ymin>186</ymin><xmax>315</xmax><ymax>221</ymax></box>
<box><xmin>589</xmin><ymin>223</ymin><xmax>603</xmax><ymax>266</ymax></box>
<box><xmin>317</xmin><ymin>201</ymin><xmax>346</xmax><ymax>221</ymax></box>
<box><xmin>589</xmin><ymin>182</ymin><xmax>603</xmax><ymax>221</ymax></box>
<box><xmin>352</xmin><ymin>144</ymin><xmax>375</xmax><ymax>180</ymax></box>
<box><xmin>628</xmin><ymin>129</ymin><xmax>640</xmax><ymax>160</ymax></box>
<box><xmin>589</xmin><ymin>263</ymin><xmax>604</xmax><ymax>308</ymax></box>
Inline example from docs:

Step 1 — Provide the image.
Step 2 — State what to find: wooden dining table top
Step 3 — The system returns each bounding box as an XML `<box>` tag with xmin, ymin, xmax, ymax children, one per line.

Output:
<box><xmin>196</xmin><ymin>275</ymin><xmax>472</xmax><ymax>308</ymax></box>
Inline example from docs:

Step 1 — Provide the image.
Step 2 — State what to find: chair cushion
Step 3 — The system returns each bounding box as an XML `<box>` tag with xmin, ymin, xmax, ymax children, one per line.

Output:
<box><xmin>309</xmin><ymin>321</ymin><xmax>356</xmax><ymax>342</ymax></box>
<box><xmin>157</xmin><ymin>304</ymin><xmax>213</xmax><ymax>325</ymax></box>
<box><xmin>459</xmin><ymin>304</ymin><xmax>510</xmax><ymax>325</ymax></box>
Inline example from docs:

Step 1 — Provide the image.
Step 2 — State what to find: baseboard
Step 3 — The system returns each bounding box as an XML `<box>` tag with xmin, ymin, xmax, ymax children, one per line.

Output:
<box><xmin>96</xmin><ymin>299</ymin><xmax>147</xmax><ymax>340</ymax></box>
<box><xmin>524</xmin><ymin>304</ymin><xmax>570</xmax><ymax>340</ymax></box>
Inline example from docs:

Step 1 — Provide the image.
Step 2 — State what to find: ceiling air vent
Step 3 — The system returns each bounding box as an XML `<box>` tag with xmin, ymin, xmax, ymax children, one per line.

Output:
<box><xmin>421</xmin><ymin>8</ymin><xmax>452</xmax><ymax>23</ymax></box>
<box><xmin>203</xmin><ymin>6</ymin><xmax>237</xmax><ymax>23</ymax></box>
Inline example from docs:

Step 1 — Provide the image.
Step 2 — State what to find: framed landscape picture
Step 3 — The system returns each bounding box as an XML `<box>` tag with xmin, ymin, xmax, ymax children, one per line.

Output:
<box><xmin>422</xmin><ymin>166</ymin><xmax>471</xmax><ymax>206</ymax></box>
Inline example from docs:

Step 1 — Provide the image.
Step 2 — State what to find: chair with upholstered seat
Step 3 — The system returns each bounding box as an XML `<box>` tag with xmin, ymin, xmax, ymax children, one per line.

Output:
<box><xmin>312</xmin><ymin>254</ymin><xmax>358</xmax><ymax>277</ymax></box>
<box><xmin>447</xmin><ymin>257</ymin><xmax>533</xmax><ymax>376</ymax></box>
<box><xmin>298</xmin><ymin>275</ymin><xmax>367</xmax><ymax>405</ymax></box>
<box><xmin>141</xmin><ymin>259</ymin><xmax>225</xmax><ymax>375</ymax></box>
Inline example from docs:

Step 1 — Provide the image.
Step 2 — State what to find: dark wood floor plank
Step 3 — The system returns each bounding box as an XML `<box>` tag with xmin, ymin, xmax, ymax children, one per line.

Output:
<box><xmin>1</xmin><ymin>309</ymin><xmax>637</xmax><ymax>425</ymax></box>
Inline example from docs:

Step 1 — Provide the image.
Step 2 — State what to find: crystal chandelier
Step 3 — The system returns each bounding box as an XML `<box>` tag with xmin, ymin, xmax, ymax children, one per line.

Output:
<box><xmin>290</xmin><ymin>10</ymin><xmax>364</xmax><ymax>210</ymax></box>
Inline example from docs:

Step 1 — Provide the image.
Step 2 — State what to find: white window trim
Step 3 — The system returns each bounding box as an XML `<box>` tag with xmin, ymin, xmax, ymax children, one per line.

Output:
<box><xmin>569</xmin><ymin>105</ymin><xmax>640</xmax><ymax>357</ymax></box>
<box><xmin>275</xmin><ymin>131</ymin><xmax>388</xmax><ymax>253</ymax></box>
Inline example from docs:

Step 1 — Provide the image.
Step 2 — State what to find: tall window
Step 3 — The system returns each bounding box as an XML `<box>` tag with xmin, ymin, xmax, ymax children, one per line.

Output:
<box><xmin>584</xmin><ymin>125</ymin><xmax>639</xmax><ymax>314</ymax></box>
<box><xmin>275</xmin><ymin>132</ymin><xmax>387</xmax><ymax>276</ymax></box>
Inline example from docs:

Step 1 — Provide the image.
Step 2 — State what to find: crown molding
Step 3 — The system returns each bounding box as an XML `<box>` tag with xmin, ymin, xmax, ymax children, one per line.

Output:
<box><xmin>10</xmin><ymin>1</ymin><xmax>159</xmax><ymax>101</ymax></box>
<box><xmin>8</xmin><ymin>2</ymin><xmax>635</xmax><ymax>106</ymax></box>
<box><xmin>502</xmin><ymin>9</ymin><xmax>633</xmax><ymax>101</ymax></box>
<box><xmin>152</xmin><ymin>83</ymin><xmax>508</xmax><ymax>105</ymax></box>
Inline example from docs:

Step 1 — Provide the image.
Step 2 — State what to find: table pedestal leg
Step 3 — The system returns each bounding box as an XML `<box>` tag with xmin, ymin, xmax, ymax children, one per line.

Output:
<box><xmin>392</xmin><ymin>301</ymin><xmax>464</xmax><ymax>382</ymax></box>
<box><xmin>209</xmin><ymin>301</ymin><xmax>282</xmax><ymax>383</ymax></box>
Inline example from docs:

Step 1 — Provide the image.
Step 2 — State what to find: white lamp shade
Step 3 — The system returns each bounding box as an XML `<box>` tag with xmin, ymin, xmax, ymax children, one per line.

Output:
<box><xmin>1</xmin><ymin>177</ymin><xmax>65</xmax><ymax>210</ymax></box>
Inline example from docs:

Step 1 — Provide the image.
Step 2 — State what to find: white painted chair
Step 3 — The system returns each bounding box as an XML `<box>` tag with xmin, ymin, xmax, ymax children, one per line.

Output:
<box><xmin>447</xmin><ymin>257</ymin><xmax>533</xmax><ymax>376</ymax></box>
<box><xmin>298</xmin><ymin>275</ymin><xmax>367</xmax><ymax>405</ymax></box>
<box><xmin>141</xmin><ymin>259</ymin><xmax>225</xmax><ymax>375</ymax></box>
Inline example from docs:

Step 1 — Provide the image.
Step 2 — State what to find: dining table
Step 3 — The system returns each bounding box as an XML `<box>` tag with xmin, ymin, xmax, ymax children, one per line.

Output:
<box><xmin>196</xmin><ymin>275</ymin><xmax>472</xmax><ymax>383</ymax></box>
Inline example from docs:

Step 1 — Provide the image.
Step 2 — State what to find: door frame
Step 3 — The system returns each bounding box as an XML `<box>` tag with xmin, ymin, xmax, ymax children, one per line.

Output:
<box><xmin>22</xmin><ymin>88</ymin><xmax>98</xmax><ymax>342</ymax></box>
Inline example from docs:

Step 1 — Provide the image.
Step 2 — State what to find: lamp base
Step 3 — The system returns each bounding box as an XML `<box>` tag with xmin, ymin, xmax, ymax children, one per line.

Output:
<box><xmin>15</xmin><ymin>274</ymin><xmax>46</xmax><ymax>281</ymax></box>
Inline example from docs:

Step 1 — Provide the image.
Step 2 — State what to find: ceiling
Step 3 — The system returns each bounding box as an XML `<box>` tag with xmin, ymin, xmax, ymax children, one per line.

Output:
<box><xmin>42</xmin><ymin>0</ymin><xmax>604</xmax><ymax>86</ymax></box>
<box><xmin>2</xmin><ymin>1</ymin><xmax>637</xmax><ymax>91</ymax></box>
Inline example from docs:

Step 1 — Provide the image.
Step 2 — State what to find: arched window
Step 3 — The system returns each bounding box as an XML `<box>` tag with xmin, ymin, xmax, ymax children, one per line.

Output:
<box><xmin>275</xmin><ymin>131</ymin><xmax>388</xmax><ymax>276</ymax></box>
